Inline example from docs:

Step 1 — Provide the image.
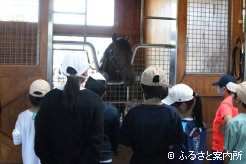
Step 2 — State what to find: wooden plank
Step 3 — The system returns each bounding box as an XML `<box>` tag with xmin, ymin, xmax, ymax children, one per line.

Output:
<box><xmin>0</xmin><ymin>132</ymin><xmax>22</xmax><ymax>163</ymax></box>
<box><xmin>180</xmin><ymin>74</ymin><xmax>226</xmax><ymax>96</ymax></box>
<box><xmin>177</xmin><ymin>0</ymin><xmax>187</xmax><ymax>83</ymax></box>
<box><xmin>0</xmin><ymin>67</ymin><xmax>42</xmax><ymax>77</ymax></box>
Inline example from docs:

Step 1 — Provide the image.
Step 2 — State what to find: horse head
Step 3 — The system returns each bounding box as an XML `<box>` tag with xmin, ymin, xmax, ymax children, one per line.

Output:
<box><xmin>99</xmin><ymin>33</ymin><xmax>135</xmax><ymax>86</ymax></box>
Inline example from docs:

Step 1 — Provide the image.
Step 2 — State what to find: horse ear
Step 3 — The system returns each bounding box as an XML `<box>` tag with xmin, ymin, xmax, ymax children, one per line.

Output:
<box><xmin>112</xmin><ymin>32</ymin><xmax>117</xmax><ymax>43</ymax></box>
<box><xmin>125</xmin><ymin>33</ymin><xmax>130</xmax><ymax>41</ymax></box>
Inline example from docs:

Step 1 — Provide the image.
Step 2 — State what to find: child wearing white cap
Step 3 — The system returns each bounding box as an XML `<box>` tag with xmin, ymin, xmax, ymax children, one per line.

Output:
<box><xmin>34</xmin><ymin>54</ymin><xmax>104</xmax><ymax>164</ymax></box>
<box><xmin>224</xmin><ymin>81</ymin><xmax>246</xmax><ymax>164</ymax></box>
<box><xmin>119</xmin><ymin>66</ymin><xmax>184</xmax><ymax>164</ymax></box>
<box><xmin>162</xmin><ymin>83</ymin><xmax>207</xmax><ymax>164</ymax></box>
<box><xmin>12</xmin><ymin>79</ymin><xmax>50</xmax><ymax>164</ymax></box>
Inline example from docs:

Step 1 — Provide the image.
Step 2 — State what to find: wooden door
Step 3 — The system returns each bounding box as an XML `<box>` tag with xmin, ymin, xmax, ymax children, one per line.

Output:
<box><xmin>0</xmin><ymin>0</ymin><xmax>51</xmax><ymax>162</ymax></box>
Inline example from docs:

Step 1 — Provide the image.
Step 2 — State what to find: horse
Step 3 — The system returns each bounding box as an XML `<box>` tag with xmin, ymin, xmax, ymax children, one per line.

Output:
<box><xmin>99</xmin><ymin>33</ymin><xmax>135</xmax><ymax>86</ymax></box>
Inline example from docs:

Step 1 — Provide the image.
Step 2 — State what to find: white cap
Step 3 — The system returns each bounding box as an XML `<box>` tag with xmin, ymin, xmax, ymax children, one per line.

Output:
<box><xmin>162</xmin><ymin>83</ymin><xmax>194</xmax><ymax>105</ymax></box>
<box><xmin>141</xmin><ymin>66</ymin><xmax>170</xmax><ymax>87</ymax></box>
<box><xmin>29</xmin><ymin>79</ymin><xmax>50</xmax><ymax>98</ymax></box>
<box><xmin>226</xmin><ymin>82</ymin><xmax>238</xmax><ymax>93</ymax></box>
<box><xmin>90</xmin><ymin>72</ymin><xmax>106</xmax><ymax>81</ymax></box>
<box><xmin>61</xmin><ymin>53</ymin><xmax>89</xmax><ymax>77</ymax></box>
<box><xmin>226</xmin><ymin>81</ymin><xmax>246</xmax><ymax>104</ymax></box>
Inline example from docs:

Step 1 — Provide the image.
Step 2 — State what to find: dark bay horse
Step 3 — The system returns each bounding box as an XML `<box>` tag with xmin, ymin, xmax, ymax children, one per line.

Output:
<box><xmin>99</xmin><ymin>33</ymin><xmax>135</xmax><ymax>86</ymax></box>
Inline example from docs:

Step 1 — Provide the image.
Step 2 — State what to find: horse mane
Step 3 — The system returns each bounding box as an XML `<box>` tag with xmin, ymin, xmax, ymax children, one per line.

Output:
<box><xmin>99</xmin><ymin>36</ymin><xmax>132</xmax><ymax>70</ymax></box>
<box><xmin>100</xmin><ymin>43</ymin><xmax>113</xmax><ymax>66</ymax></box>
<box><xmin>114</xmin><ymin>38</ymin><xmax>131</xmax><ymax>51</ymax></box>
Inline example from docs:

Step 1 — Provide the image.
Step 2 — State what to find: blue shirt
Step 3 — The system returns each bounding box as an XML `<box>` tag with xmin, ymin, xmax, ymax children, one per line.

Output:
<box><xmin>173</xmin><ymin>118</ymin><xmax>207</xmax><ymax>164</ymax></box>
<box><xmin>100</xmin><ymin>102</ymin><xmax>120</xmax><ymax>162</ymax></box>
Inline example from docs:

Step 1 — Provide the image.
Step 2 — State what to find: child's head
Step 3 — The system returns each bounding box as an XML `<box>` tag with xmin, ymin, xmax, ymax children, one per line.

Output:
<box><xmin>29</xmin><ymin>79</ymin><xmax>50</xmax><ymax>108</ymax></box>
<box><xmin>211</xmin><ymin>74</ymin><xmax>236</xmax><ymax>97</ymax></box>
<box><xmin>226</xmin><ymin>81</ymin><xmax>246</xmax><ymax>109</ymax></box>
<box><xmin>60</xmin><ymin>53</ymin><xmax>90</xmax><ymax>111</ymax></box>
<box><xmin>162</xmin><ymin>83</ymin><xmax>204</xmax><ymax>127</ymax></box>
<box><xmin>140</xmin><ymin>66</ymin><xmax>170</xmax><ymax>100</ymax></box>
<box><xmin>85</xmin><ymin>72</ymin><xmax>107</xmax><ymax>97</ymax></box>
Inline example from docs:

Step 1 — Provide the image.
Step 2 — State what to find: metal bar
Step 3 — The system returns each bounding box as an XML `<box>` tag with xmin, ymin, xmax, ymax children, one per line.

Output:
<box><xmin>140</xmin><ymin>0</ymin><xmax>144</xmax><ymax>44</ymax></box>
<box><xmin>131</xmin><ymin>44</ymin><xmax>176</xmax><ymax>65</ymax></box>
<box><xmin>53</xmin><ymin>41</ymin><xmax>99</xmax><ymax>71</ymax></box>
<box><xmin>53</xmin><ymin>11</ymin><xmax>86</xmax><ymax>15</ymax></box>
<box><xmin>53</xmin><ymin>48</ymin><xmax>89</xmax><ymax>51</ymax></box>
<box><xmin>47</xmin><ymin>0</ymin><xmax>54</xmax><ymax>84</ymax></box>
<box><xmin>144</xmin><ymin>16</ymin><xmax>176</xmax><ymax>20</ymax></box>
<box><xmin>126</xmin><ymin>86</ymin><xmax>130</xmax><ymax>104</ymax></box>
<box><xmin>107</xmin><ymin>81</ymin><xmax>125</xmax><ymax>85</ymax></box>
<box><xmin>107</xmin><ymin>101</ymin><xmax>132</xmax><ymax>104</ymax></box>
<box><xmin>84</xmin><ymin>0</ymin><xmax>88</xmax><ymax>42</ymax></box>
<box><xmin>53</xmin><ymin>40</ymin><xmax>89</xmax><ymax>44</ymax></box>
<box><xmin>227</xmin><ymin>0</ymin><xmax>231</xmax><ymax>74</ymax></box>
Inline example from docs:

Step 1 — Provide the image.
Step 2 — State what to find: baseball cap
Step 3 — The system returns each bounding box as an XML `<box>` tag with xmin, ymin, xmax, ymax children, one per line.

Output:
<box><xmin>141</xmin><ymin>66</ymin><xmax>170</xmax><ymax>87</ymax></box>
<box><xmin>61</xmin><ymin>53</ymin><xmax>89</xmax><ymax>77</ymax></box>
<box><xmin>162</xmin><ymin>83</ymin><xmax>194</xmax><ymax>105</ymax></box>
<box><xmin>90</xmin><ymin>72</ymin><xmax>106</xmax><ymax>81</ymax></box>
<box><xmin>85</xmin><ymin>72</ymin><xmax>107</xmax><ymax>96</ymax></box>
<box><xmin>29</xmin><ymin>79</ymin><xmax>50</xmax><ymax>98</ymax></box>
<box><xmin>226</xmin><ymin>81</ymin><xmax>246</xmax><ymax>104</ymax></box>
<box><xmin>212</xmin><ymin>75</ymin><xmax>236</xmax><ymax>88</ymax></box>
<box><xmin>225</xmin><ymin>82</ymin><xmax>238</xmax><ymax>93</ymax></box>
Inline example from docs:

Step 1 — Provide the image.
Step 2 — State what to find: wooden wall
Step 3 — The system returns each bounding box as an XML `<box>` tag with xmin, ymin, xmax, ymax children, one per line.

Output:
<box><xmin>143</xmin><ymin>0</ymin><xmax>175</xmax><ymax>44</ymax></box>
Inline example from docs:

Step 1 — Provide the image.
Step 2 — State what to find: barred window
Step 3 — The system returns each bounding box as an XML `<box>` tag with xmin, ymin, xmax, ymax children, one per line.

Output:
<box><xmin>186</xmin><ymin>0</ymin><xmax>229</xmax><ymax>73</ymax></box>
<box><xmin>0</xmin><ymin>0</ymin><xmax>39</xmax><ymax>65</ymax></box>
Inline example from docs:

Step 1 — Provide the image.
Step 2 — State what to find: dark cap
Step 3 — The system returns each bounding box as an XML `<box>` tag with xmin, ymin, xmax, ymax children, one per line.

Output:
<box><xmin>212</xmin><ymin>75</ymin><xmax>236</xmax><ymax>88</ymax></box>
<box><xmin>85</xmin><ymin>72</ymin><xmax>107</xmax><ymax>97</ymax></box>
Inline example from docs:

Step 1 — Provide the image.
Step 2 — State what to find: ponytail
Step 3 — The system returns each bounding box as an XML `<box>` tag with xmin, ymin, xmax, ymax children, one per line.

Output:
<box><xmin>192</xmin><ymin>93</ymin><xmax>204</xmax><ymax>128</ymax></box>
<box><xmin>63</xmin><ymin>75</ymin><xmax>80</xmax><ymax>111</ymax></box>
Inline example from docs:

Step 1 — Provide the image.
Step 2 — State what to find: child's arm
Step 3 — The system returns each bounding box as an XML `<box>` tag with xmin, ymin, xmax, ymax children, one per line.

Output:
<box><xmin>12</xmin><ymin>115</ymin><xmax>22</xmax><ymax>145</ymax></box>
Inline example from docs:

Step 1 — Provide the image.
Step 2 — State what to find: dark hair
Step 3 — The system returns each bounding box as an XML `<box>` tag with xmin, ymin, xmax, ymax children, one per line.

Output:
<box><xmin>225</xmin><ymin>85</ymin><xmax>234</xmax><ymax>95</ymax></box>
<box><xmin>173</xmin><ymin>92</ymin><xmax>204</xmax><ymax>128</ymax></box>
<box><xmin>29</xmin><ymin>94</ymin><xmax>43</xmax><ymax>108</ymax></box>
<box><xmin>233</xmin><ymin>92</ymin><xmax>246</xmax><ymax>108</ymax></box>
<box><xmin>63</xmin><ymin>75</ymin><xmax>80</xmax><ymax>111</ymax></box>
<box><xmin>242</xmin><ymin>102</ymin><xmax>246</xmax><ymax>109</ymax></box>
<box><xmin>141</xmin><ymin>84</ymin><xmax>168</xmax><ymax>100</ymax></box>
<box><xmin>85</xmin><ymin>77</ymin><xmax>107</xmax><ymax>97</ymax></box>
<box><xmin>192</xmin><ymin>93</ymin><xmax>204</xmax><ymax>128</ymax></box>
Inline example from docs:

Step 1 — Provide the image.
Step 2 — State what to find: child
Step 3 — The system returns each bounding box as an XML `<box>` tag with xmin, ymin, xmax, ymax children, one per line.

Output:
<box><xmin>162</xmin><ymin>83</ymin><xmax>207</xmax><ymax>164</ymax></box>
<box><xmin>12</xmin><ymin>79</ymin><xmax>50</xmax><ymax>164</ymax></box>
<box><xmin>224</xmin><ymin>82</ymin><xmax>246</xmax><ymax>163</ymax></box>
<box><xmin>119</xmin><ymin>67</ymin><xmax>184</xmax><ymax>164</ymax></box>
<box><xmin>210</xmin><ymin>75</ymin><xmax>238</xmax><ymax>164</ymax></box>
<box><xmin>34</xmin><ymin>54</ymin><xmax>104</xmax><ymax>163</ymax></box>
<box><xmin>85</xmin><ymin>72</ymin><xmax>120</xmax><ymax>164</ymax></box>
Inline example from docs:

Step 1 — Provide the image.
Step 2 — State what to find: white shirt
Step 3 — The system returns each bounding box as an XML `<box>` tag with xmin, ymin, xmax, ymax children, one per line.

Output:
<box><xmin>12</xmin><ymin>109</ymin><xmax>40</xmax><ymax>164</ymax></box>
